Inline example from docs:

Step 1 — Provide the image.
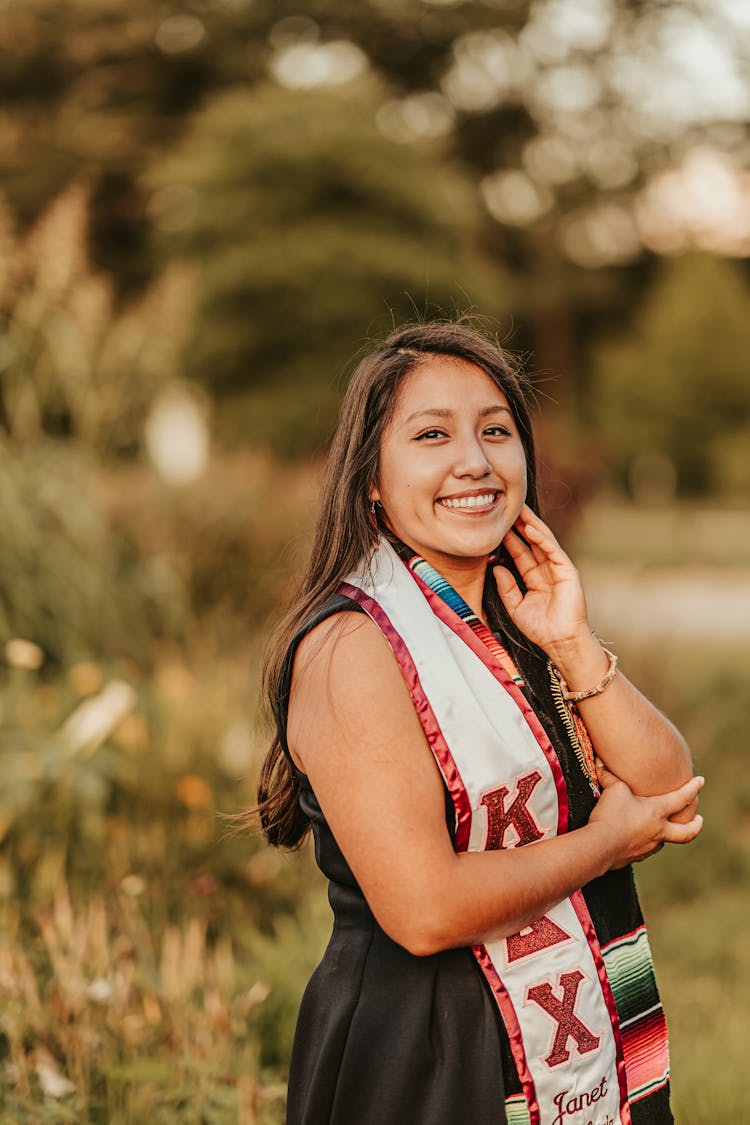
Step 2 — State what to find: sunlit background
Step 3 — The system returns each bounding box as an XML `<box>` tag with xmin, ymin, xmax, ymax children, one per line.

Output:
<box><xmin>1</xmin><ymin>1</ymin><xmax>748</xmax><ymax>1121</ymax></box>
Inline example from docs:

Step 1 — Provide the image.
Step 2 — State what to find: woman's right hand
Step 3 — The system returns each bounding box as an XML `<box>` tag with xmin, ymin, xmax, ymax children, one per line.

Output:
<box><xmin>589</xmin><ymin>760</ymin><xmax>704</xmax><ymax>869</ymax></box>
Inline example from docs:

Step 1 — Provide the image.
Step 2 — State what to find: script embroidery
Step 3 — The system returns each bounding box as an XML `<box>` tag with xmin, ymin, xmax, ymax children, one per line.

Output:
<box><xmin>551</xmin><ymin>1076</ymin><xmax>610</xmax><ymax>1125</ymax></box>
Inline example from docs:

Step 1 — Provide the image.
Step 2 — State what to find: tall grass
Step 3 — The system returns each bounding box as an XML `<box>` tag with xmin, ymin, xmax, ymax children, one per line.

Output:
<box><xmin>0</xmin><ymin>627</ymin><xmax>331</xmax><ymax>1123</ymax></box>
<box><xmin>626</xmin><ymin>640</ymin><xmax>750</xmax><ymax>1123</ymax></box>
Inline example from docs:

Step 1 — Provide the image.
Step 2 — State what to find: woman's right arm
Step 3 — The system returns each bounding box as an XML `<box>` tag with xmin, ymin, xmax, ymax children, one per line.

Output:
<box><xmin>287</xmin><ymin>614</ymin><xmax>703</xmax><ymax>958</ymax></box>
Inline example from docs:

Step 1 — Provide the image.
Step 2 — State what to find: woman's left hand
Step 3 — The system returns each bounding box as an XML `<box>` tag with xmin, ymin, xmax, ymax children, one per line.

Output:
<box><xmin>492</xmin><ymin>504</ymin><xmax>589</xmax><ymax>654</ymax></box>
<box><xmin>494</xmin><ymin>506</ymin><xmax>697</xmax><ymax>808</ymax></box>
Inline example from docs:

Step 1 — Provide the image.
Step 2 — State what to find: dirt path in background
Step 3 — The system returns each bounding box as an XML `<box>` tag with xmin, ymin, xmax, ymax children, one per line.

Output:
<box><xmin>580</xmin><ymin>566</ymin><xmax>750</xmax><ymax>640</ymax></box>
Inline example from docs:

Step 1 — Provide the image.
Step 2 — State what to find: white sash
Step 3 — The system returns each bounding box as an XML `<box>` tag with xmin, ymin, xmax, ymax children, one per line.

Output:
<box><xmin>342</xmin><ymin>539</ymin><xmax>631</xmax><ymax>1125</ymax></box>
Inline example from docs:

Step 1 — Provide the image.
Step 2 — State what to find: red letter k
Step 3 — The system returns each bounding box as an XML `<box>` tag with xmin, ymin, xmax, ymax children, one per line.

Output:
<box><xmin>481</xmin><ymin>770</ymin><xmax>544</xmax><ymax>849</ymax></box>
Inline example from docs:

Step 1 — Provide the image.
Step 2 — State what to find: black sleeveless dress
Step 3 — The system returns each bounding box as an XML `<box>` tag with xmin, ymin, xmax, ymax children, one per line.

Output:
<box><xmin>275</xmin><ymin>596</ymin><xmax>672</xmax><ymax>1125</ymax></box>
<box><xmin>276</xmin><ymin>596</ymin><xmax>510</xmax><ymax>1124</ymax></box>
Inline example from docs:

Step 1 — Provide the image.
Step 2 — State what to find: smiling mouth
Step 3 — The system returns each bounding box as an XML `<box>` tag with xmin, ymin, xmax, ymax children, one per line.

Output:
<box><xmin>437</xmin><ymin>491</ymin><xmax>499</xmax><ymax>511</ymax></box>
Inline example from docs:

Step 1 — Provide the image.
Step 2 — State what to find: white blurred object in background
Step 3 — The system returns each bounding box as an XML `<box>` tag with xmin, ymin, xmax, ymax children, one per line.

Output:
<box><xmin>145</xmin><ymin>386</ymin><xmax>210</xmax><ymax>485</ymax></box>
<box><xmin>60</xmin><ymin>680</ymin><xmax>137</xmax><ymax>757</ymax></box>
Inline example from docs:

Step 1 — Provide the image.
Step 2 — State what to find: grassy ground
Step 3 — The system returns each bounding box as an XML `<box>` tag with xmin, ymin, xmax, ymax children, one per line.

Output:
<box><xmin>573</xmin><ymin>509</ymin><xmax>750</xmax><ymax>1122</ymax></box>
<box><xmin>649</xmin><ymin>891</ymin><xmax>749</xmax><ymax>1123</ymax></box>
<box><xmin>628</xmin><ymin>641</ymin><xmax>750</xmax><ymax>1123</ymax></box>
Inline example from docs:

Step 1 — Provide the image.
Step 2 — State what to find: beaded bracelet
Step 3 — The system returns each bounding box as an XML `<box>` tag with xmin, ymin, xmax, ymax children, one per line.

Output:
<box><xmin>553</xmin><ymin>647</ymin><xmax>619</xmax><ymax>703</ymax></box>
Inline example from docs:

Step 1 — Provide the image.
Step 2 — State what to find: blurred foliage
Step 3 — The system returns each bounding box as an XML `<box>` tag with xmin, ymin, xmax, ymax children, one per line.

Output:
<box><xmin>0</xmin><ymin>573</ymin><xmax>331</xmax><ymax>1120</ymax></box>
<box><xmin>0</xmin><ymin>441</ymin><xmax>321</xmax><ymax>668</ymax></box>
<box><xmin>630</xmin><ymin>642</ymin><xmax>750</xmax><ymax>1124</ymax></box>
<box><xmin>0</xmin><ymin>438</ymin><xmax>189</xmax><ymax>667</ymax></box>
<box><xmin>99</xmin><ymin>451</ymin><xmax>319</xmax><ymax>631</ymax></box>
<box><xmin>591</xmin><ymin>254</ymin><xmax>750</xmax><ymax>497</ymax></box>
<box><xmin>0</xmin><ymin>0</ymin><xmax>523</xmax><ymax>241</ymax></box>
<box><xmin>0</xmin><ymin>176</ymin><xmax>322</xmax><ymax>662</ymax></box>
<box><xmin>148</xmin><ymin>80</ymin><xmax>508</xmax><ymax>453</ymax></box>
<box><xmin>0</xmin><ymin>182</ymin><xmax>195</xmax><ymax>457</ymax></box>
<box><xmin>1</xmin><ymin>0</ymin><xmax>749</xmax><ymax>475</ymax></box>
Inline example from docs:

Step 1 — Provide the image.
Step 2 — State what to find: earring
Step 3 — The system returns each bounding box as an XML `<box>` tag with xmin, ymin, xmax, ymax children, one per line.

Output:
<box><xmin>370</xmin><ymin>499</ymin><xmax>377</xmax><ymax>516</ymax></box>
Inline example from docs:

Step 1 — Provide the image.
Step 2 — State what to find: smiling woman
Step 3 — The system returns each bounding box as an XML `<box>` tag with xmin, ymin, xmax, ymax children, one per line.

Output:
<box><xmin>257</xmin><ymin>322</ymin><xmax>702</xmax><ymax>1125</ymax></box>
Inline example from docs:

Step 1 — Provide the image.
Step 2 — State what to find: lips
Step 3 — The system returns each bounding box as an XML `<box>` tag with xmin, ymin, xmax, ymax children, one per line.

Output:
<box><xmin>437</xmin><ymin>490</ymin><xmax>499</xmax><ymax>510</ymax></box>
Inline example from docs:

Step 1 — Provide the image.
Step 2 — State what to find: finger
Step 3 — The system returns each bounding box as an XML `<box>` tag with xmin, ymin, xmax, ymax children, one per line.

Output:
<box><xmin>594</xmin><ymin>757</ymin><xmax>620</xmax><ymax>788</ymax></box>
<box><xmin>505</xmin><ymin>521</ymin><xmax>563</xmax><ymax>578</ymax></box>
<box><xmin>516</xmin><ymin>512</ymin><xmax>573</xmax><ymax>568</ymax></box>
<box><xmin>512</xmin><ymin>504</ymin><xmax>548</xmax><ymax>533</ymax></box>
<box><xmin>493</xmin><ymin>566</ymin><xmax>523</xmax><ymax>615</ymax></box>
<box><xmin>512</xmin><ymin>529</ymin><xmax>548</xmax><ymax>569</ymax></box>
<box><xmin>501</xmin><ymin>528</ymin><xmax>539</xmax><ymax>577</ymax></box>
<box><xmin>662</xmin><ymin>813</ymin><xmax>704</xmax><ymax>845</ymax></box>
<box><xmin>502</xmin><ymin>529</ymin><xmax>553</xmax><ymax>585</ymax></box>
<box><xmin>514</xmin><ymin>507</ymin><xmax>555</xmax><ymax>542</ymax></box>
<box><xmin>662</xmin><ymin>775</ymin><xmax>705</xmax><ymax>817</ymax></box>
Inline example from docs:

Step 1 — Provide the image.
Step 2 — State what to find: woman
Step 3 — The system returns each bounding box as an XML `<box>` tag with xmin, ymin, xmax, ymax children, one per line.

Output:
<box><xmin>259</xmin><ymin>322</ymin><xmax>703</xmax><ymax>1125</ymax></box>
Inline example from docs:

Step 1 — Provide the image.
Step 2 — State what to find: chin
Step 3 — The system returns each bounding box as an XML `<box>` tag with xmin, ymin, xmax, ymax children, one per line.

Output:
<box><xmin>436</xmin><ymin>536</ymin><xmax>500</xmax><ymax>562</ymax></box>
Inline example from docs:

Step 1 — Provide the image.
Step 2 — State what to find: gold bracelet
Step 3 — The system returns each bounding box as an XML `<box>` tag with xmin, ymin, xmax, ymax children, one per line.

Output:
<box><xmin>553</xmin><ymin>647</ymin><xmax>618</xmax><ymax>703</ymax></box>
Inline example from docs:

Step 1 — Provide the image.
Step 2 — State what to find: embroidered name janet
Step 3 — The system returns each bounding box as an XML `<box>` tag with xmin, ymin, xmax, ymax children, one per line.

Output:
<box><xmin>550</xmin><ymin>1075</ymin><xmax>608</xmax><ymax>1125</ymax></box>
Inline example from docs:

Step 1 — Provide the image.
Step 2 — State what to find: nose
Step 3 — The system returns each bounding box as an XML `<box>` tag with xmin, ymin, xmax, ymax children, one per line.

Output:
<box><xmin>453</xmin><ymin>433</ymin><xmax>491</xmax><ymax>478</ymax></box>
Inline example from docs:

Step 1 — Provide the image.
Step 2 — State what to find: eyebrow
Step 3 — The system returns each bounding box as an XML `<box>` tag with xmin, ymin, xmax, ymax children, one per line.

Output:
<box><xmin>404</xmin><ymin>404</ymin><xmax>512</xmax><ymax>423</ymax></box>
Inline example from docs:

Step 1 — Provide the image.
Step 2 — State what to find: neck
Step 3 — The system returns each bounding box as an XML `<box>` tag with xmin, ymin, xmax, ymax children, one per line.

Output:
<box><xmin>432</xmin><ymin>558</ymin><xmax>489</xmax><ymax>624</ymax></box>
<box><xmin>380</xmin><ymin>532</ymin><xmax>491</xmax><ymax>625</ymax></box>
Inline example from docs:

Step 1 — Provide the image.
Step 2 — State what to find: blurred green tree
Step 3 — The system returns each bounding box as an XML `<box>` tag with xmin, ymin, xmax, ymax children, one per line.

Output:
<box><xmin>0</xmin><ymin>0</ymin><xmax>515</xmax><ymax>289</ymax></box>
<box><xmin>2</xmin><ymin>0</ymin><xmax>749</xmax><ymax>477</ymax></box>
<box><xmin>591</xmin><ymin>253</ymin><xmax>750</xmax><ymax>498</ymax></box>
<box><xmin>0</xmin><ymin>181</ymin><xmax>195</xmax><ymax>456</ymax></box>
<box><xmin>148</xmin><ymin>81</ymin><xmax>510</xmax><ymax>454</ymax></box>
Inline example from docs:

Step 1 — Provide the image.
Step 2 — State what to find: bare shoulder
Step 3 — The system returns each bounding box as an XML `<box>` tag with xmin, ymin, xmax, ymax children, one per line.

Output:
<box><xmin>293</xmin><ymin>609</ymin><xmax>400</xmax><ymax>690</ymax></box>
<box><xmin>288</xmin><ymin>608</ymin><xmax>425</xmax><ymax>771</ymax></box>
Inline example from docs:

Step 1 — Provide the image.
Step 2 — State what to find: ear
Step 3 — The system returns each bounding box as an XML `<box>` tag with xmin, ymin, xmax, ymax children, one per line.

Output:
<box><xmin>369</xmin><ymin>487</ymin><xmax>381</xmax><ymax>503</ymax></box>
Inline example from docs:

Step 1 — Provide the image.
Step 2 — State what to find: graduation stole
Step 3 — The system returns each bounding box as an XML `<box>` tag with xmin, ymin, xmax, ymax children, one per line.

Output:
<box><xmin>342</xmin><ymin>537</ymin><xmax>647</xmax><ymax>1125</ymax></box>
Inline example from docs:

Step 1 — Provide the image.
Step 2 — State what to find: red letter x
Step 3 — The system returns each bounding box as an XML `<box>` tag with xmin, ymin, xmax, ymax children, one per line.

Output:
<box><xmin>481</xmin><ymin>771</ymin><xmax>544</xmax><ymax>849</ymax></box>
<box><xmin>526</xmin><ymin>970</ymin><xmax>601</xmax><ymax>1068</ymax></box>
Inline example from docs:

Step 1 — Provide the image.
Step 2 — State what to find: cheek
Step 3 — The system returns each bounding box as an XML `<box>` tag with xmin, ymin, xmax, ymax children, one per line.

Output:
<box><xmin>502</xmin><ymin>445</ymin><xmax>527</xmax><ymax>489</ymax></box>
<box><xmin>379</xmin><ymin>449</ymin><xmax>431</xmax><ymax>504</ymax></box>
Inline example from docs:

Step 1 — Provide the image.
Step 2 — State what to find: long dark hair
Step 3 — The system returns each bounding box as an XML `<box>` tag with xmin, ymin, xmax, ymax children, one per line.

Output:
<box><xmin>258</xmin><ymin>321</ymin><xmax>541</xmax><ymax>847</ymax></box>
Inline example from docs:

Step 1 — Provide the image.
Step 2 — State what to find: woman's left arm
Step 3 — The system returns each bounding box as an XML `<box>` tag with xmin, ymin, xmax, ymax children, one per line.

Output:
<box><xmin>494</xmin><ymin>505</ymin><xmax>693</xmax><ymax>800</ymax></box>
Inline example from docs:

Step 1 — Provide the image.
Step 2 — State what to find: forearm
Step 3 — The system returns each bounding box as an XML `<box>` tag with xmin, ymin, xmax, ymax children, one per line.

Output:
<box><xmin>546</xmin><ymin>631</ymin><xmax>693</xmax><ymax>796</ymax></box>
<box><xmin>395</xmin><ymin>821</ymin><xmax>614</xmax><ymax>956</ymax></box>
<box><xmin>391</xmin><ymin>762</ymin><xmax>703</xmax><ymax>956</ymax></box>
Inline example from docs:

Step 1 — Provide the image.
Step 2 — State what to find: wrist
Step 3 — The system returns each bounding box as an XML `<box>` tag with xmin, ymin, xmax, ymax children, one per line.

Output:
<box><xmin>545</xmin><ymin>630</ymin><xmax>606</xmax><ymax>684</ymax></box>
<box><xmin>582</xmin><ymin>818</ymin><xmax>615</xmax><ymax>879</ymax></box>
<box><xmin>554</xmin><ymin>646</ymin><xmax>618</xmax><ymax>704</ymax></box>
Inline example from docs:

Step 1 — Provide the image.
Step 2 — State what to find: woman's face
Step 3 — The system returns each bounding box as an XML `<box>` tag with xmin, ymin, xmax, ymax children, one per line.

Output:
<box><xmin>371</xmin><ymin>356</ymin><xmax>527</xmax><ymax>574</ymax></box>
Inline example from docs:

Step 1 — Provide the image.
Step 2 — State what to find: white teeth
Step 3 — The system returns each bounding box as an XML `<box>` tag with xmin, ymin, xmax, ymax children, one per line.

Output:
<box><xmin>440</xmin><ymin>492</ymin><xmax>497</xmax><ymax>510</ymax></box>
